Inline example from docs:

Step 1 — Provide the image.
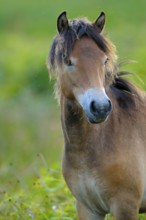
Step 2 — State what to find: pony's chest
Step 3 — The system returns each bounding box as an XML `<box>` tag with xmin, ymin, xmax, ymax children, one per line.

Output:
<box><xmin>70</xmin><ymin>171</ymin><xmax>109</xmax><ymax>213</ymax></box>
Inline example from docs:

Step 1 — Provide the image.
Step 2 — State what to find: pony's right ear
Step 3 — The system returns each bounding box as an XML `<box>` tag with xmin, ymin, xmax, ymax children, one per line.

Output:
<box><xmin>57</xmin><ymin>11</ymin><xmax>69</xmax><ymax>33</ymax></box>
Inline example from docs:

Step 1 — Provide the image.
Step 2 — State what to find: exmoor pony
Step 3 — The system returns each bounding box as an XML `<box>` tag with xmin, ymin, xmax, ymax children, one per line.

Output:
<box><xmin>48</xmin><ymin>11</ymin><xmax>146</xmax><ymax>220</ymax></box>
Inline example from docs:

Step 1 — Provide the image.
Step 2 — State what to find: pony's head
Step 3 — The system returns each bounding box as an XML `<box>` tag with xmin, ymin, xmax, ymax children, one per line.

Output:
<box><xmin>49</xmin><ymin>12</ymin><xmax>117</xmax><ymax>123</ymax></box>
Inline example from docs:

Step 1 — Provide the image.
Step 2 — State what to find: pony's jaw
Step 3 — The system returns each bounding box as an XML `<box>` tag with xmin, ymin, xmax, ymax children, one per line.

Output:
<box><xmin>77</xmin><ymin>88</ymin><xmax>112</xmax><ymax>124</ymax></box>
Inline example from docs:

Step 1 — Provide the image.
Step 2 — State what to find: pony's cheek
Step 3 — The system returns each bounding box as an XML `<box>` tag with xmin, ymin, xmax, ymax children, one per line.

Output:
<box><xmin>60</xmin><ymin>75</ymin><xmax>75</xmax><ymax>99</ymax></box>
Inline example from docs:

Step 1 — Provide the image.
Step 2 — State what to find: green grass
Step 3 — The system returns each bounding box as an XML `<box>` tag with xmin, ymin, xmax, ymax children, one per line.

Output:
<box><xmin>1</xmin><ymin>0</ymin><xmax>146</xmax><ymax>219</ymax></box>
<box><xmin>0</xmin><ymin>164</ymin><xmax>76</xmax><ymax>220</ymax></box>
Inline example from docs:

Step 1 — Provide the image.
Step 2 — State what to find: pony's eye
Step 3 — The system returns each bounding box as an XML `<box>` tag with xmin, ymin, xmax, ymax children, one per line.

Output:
<box><xmin>104</xmin><ymin>58</ymin><xmax>109</xmax><ymax>65</ymax></box>
<box><xmin>63</xmin><ymin>55</ymin><xmax>74</xmax><ymax>66</ymax></box>
<box><xmin>67</xmin><ymin>59</ymin><xmax>73</xmax><ymax>66</ymax></box>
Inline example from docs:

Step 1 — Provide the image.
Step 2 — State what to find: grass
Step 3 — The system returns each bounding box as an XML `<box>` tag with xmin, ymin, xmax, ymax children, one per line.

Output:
<box><xmin>0</xmin><ymin>164</ymin><xmax>76</xmax><ymax>220</ymax></box>
<box><xmin>1</xmin><ymin>0</ymin><xmax>146</xmax><ymax>219</ymax></box>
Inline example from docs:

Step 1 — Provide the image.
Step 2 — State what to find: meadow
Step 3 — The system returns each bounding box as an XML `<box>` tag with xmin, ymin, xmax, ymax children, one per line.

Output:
<box><xmin>1</xmin><ymin>0</ymin><xmax>146</xmax><ymax>219</ymax></box>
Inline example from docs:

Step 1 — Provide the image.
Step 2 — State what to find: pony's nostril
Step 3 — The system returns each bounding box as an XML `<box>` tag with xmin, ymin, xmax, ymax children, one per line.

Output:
<box><xmin>107</xmin><ymin>99</ymin><xmax>112</xmax><ymax>112</ymax></box>
<box><xmin>90</xmin><ymin>101</ymin><xmax>100</xmax><ymax>115</ymax></box>
<box><xmin>90</xmin><ymin>101</ymin><xmax>99</xmax><ymax>114</ymax></box>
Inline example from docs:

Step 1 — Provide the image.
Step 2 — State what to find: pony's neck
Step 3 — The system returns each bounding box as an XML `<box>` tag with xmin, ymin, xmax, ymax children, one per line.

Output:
<box><xmin>60</xmin><ymin>96</ymin><xmax>91</xmax><ymax>149</ymax></box>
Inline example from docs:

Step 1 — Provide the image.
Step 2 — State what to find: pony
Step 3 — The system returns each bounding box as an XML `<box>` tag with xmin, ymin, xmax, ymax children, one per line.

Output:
<box><xmin>48</xmin><ymin>11</ymin><xmax>146</xmax><ymax>220</ymax></box>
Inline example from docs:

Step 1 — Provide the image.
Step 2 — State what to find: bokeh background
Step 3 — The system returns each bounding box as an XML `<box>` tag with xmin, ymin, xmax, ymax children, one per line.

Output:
<box><xmin>1</xmin><ymin>0</ymin><xmax>146</xmax><ymax>219</ymax></box>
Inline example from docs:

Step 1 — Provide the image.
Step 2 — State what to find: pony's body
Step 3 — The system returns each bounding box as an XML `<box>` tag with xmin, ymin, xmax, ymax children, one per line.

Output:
<box><xmin>62</xmin><ymin>87</ymin><xmax>146</xmax><ymax>219</ymax></box>
<box><xmin>48</xmin><ymin>12</ymin><xmax>146</xmax><ymax>219</ymax></box>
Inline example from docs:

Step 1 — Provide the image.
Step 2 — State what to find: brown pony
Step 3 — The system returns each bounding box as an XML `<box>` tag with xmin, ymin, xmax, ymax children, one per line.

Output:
<box><xmin>48</xmin><ymin>11</ymin><xmax>146</xmax><ymax>220</ymax></box>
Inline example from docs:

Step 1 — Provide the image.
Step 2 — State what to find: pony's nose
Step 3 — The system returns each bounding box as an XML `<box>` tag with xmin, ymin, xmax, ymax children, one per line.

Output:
<box><xmin>77</xmin><ymin>88</ymin><xmax>112</xmax><ymax>124</ymax></box>
<box><xmin>90</xmin><ymin>99</ymin><xmax>112</xmax><ymax>117</ymax></box>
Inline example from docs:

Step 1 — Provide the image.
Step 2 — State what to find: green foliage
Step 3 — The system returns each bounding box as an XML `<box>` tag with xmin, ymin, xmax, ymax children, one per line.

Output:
<box><xmin>0</xmin><ymin>165</ymin><xmax>76</xmax><ymax>220</ymax></box>
<box><xmin>0</xmin><ymin>33</ymin><xmax>52</xmax><ymax>99</ymax></box>
<box><xmin>1</xmin><ymin>0</ymin><xmax>146</xmax><ymax>219</ymax></box>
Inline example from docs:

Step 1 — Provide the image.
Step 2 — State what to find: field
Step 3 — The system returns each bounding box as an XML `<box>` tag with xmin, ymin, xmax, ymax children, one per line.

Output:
<box><xmin>1</xmin><ymin>0</ymin><xmax>146</xmax><ymax>219</ymax></box>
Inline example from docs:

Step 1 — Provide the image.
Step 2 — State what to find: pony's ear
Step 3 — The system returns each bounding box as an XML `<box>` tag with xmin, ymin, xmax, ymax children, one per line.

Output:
<box><xmin>93</xmin><ymin>12</ymin><xmax>105</xmax><ymax>33</ymax></box>
<box><xmin>57</xmin><ymin>11</ymin><xmax>69</xmax><ymax>33</ymax></box>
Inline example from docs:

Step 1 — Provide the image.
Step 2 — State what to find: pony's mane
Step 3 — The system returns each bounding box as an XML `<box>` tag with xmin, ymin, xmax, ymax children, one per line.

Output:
<box><xmin>111</xmin><ymin>72</ymin><xmax>142</xmax><ymax>109</ymax></box>
<box><xmin>48</xmin><ymin>17</ymin><xmax>144</xmax><ymax>108</ymax></box>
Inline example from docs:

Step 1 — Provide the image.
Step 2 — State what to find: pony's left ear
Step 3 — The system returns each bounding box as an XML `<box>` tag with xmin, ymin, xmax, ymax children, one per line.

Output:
<box><xmin>57</xmin><ymin>11</ymin><xmax>69</xmax><ymax>34</ymax></box>
<box><xmin>93</xmin><ymin>12</ymin><xmax>105</xmax><ymax>33</ymax></box>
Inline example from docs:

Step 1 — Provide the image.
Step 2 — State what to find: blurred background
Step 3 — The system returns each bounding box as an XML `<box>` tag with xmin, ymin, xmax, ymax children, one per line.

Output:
<box><xmin>0</xmin><ymin>0</ymin><xmax>146</xmax><ymax>204</ymax></box>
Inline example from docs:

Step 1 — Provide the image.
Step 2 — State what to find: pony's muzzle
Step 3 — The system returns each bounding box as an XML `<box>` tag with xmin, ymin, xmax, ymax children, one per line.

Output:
<box><xmin>78</xmin><ymin>88</ymin><xmax>112</xmax><ymax>124</ymax></box>
<box><xmin>89</xmin><ymin>99</ymin><xmax>112</xmax><ymax>123</ymax></box>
